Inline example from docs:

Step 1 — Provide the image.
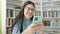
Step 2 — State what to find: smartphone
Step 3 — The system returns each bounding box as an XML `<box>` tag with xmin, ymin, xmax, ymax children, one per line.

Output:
<box><xmin>32</xmin><ymin>16</ymin><xmax>42</xmax><ymax>24</ymax></box>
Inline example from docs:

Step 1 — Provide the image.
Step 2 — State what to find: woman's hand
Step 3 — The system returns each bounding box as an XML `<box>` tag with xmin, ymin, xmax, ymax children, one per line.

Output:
<box><xmin>35</xmin><ymin>23</ymin><xmax>44</xmax><ymax>34</ymax></box>
<box><xmin>22</xmin><ymin>24</ymin><xmax>38</xmax><ymax>34</ymax></box>
<box><xmin>22</xmin><ymin>23</ymin><xmax>44</xmax><ymax>34</ymax></box>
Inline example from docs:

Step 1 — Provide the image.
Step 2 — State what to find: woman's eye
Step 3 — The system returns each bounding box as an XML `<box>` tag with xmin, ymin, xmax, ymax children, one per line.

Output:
<box><xmin>26</xmin><ymin>7</ymin><xmax>34</xmax><ymax>11</ymax></box>
<box><xmin>31</xmin><ymin>9</ymin><xmax>34</xmax><ymax>11</ymax></box>
<box><xmin>27</xmin><ymin>8</ymin><xmax>30</xmax><ymax>10</ymax></box>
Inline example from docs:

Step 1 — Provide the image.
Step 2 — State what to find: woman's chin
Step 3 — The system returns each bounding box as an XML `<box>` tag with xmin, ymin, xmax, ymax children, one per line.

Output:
<box><xmin>26</xmin><ymin>15</ymin><xmax>32</xmax><ymax>19</ymax></box>
<box><xmin>27</xmin><ymin>17</ymin><xmax>31</xmax><ymax>19</ymax></box>
<box><xmin>26</xmin><ymin>17</ymin><xmax>31</xmax><ymax>19</ymax></box>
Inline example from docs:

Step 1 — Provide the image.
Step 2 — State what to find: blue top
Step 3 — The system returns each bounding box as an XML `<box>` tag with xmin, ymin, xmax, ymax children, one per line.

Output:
<box><xmin>12</xmin><ymin>19</ymin><xmax>38</xmax><ymax>34</ymax></box>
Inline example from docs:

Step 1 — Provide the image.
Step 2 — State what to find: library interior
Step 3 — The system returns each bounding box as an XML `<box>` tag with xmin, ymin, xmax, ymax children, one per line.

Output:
<box><xmin>6</xmin><ymin>0</ymin><xmax>60</xmax><ymax>34</ymax></box>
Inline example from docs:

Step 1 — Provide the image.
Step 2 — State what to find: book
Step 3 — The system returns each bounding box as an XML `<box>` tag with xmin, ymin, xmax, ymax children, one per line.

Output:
<box><xmin>35</xmin><ymin>11</ymin><xmax>41</xmax><ymax>16</ymax></box>
<box><xmin>57</xmin><ymin>11</ymin><xmax>60</xmax><ymax>17</ymax></box>
<box><xmin>54</xmin><ymin>18</ymin><xmax>59</xmax><ymax>27</ymax></box>
<box><xmin>6</xmin><ymin>9</ymin><xmax>9</xmax><ymax>17</ymax></box>
<box><xmin>48</xmin><ymin>11</ymin><xmax>50</xmax><ymax>17</ymax></box>
<box><xmin>7</xmin><ymin>18</ymin><xmax>13</xmax><ymax>27</ymax></box>
<box><xmin>51</xmin><ymin>18</ymin><xmax>60</xmax><ymax>27</ymax></box>
<box><xmin>15</xmin><ymin>10</ymin><xmax>20</xmax><ymax>17</ymax></box>
<box><xmin>7</xmin><ymin>18</ymin><xmax>10</xmax><ymax>27</ymax></box>
<box><xmin>10</xmin><ymin>18</ymin><xmax>13</xmax><ymax>27</ymax></box>
<box><xmin>43</xmin><ymin>20</ymin><xmax>50</xmax><ymax>26</ymax></box>
<box><xmin>46</xmin><ymin>20</ymin><xmax>50</xmax><ymax>26</ymax></box>
<box><xmin>50</xmin><ymin>11</ymin><xmax>56</xmax><ymax>17</ymax></box>
<box><xmin>43</xmin><ymin>11</ymin><xmax>47</xmax><ymax>17</ymax></box>
<box><xmin>10</xmin><ymin>9</ymin><xmax>13</xmax><ymax>17</ymax></box>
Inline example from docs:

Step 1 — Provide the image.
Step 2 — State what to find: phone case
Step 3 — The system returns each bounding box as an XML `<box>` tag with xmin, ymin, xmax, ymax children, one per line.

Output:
<box><xmin>32</xmin><ymin>16</ymin><xmax>42</xmax><ymax>24</ymax></box>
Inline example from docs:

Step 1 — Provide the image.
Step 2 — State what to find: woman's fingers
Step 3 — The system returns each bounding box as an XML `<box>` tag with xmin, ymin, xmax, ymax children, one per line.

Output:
<box><xmin>36</xmin><ymin>23</ymin><xmax>44</xmax><ymax>34</ymax></box>
<box><xmin>39</xmin><ymin>23</ymin><xmax>44</xmax><ymax>30</ymax></box>
<box><xmin>28</xmin><ymin>23</ymin><xmax>37</xmax><ymax>28</ymax></box>
<box><xmin>27</xmin><ymin>24</ymin><xmax>38</xmax><ymax>32</ymax></box>
<box><xmin>27</xmin><ymin>23</ymin><xmax>44</xmax><ymax>33</ymax></box>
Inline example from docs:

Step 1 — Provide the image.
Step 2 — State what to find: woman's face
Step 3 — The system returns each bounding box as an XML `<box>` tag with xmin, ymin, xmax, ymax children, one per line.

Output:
<box><xmin>24</xmin><ymin>4</ymin><xmax>35</xmax><ymax>20</ymax></box>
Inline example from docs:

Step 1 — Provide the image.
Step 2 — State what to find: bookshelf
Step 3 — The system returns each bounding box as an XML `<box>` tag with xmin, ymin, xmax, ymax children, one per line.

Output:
<box><xmin>6</xmin><ymin>8</ymin><xmax>20</xmax><ymax>34</ymax></box>
<box><xmin>42</xmin><ymin>0</ymin><xmax>60</xmax><ymax>34</ymax></box>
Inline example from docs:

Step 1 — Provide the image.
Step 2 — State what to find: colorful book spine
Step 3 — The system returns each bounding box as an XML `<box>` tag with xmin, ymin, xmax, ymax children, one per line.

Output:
<box><xmin>43</xmin><ymin>20</ymin><xmax>50</xmax><ymax>26</ymax></box>
<box><xmin>7</xmin><ymin>18</ymin><xmax>13</xmax><ymax>27</ymax></box>
<box><xmin>15</xmin><ymin>10</ymin><xmax>20</xmax><ymax>17</ymax></box>
<box><xmin>10</xmin><ymin>9</ymin><xmax>13</xmax><ymax>17</ymax></box>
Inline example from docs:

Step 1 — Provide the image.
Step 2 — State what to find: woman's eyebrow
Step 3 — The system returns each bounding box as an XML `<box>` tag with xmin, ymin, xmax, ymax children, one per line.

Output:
<box><xmin>26</xmin><ymin>7</ymin><xmax>35</xmax><ymax>11</ymax></box>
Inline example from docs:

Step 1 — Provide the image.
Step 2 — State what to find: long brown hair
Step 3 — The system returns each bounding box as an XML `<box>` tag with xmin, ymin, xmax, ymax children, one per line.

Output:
<box><xmin>12</xmin><ymin>1</ymin><xmax>35</xmax><ymax>33</ymax></box>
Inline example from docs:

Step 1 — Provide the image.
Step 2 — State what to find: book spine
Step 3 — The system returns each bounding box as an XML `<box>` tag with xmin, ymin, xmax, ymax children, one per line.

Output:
<box><xmin>10</xmin><ymin>9</ymin><xmax>13</xmax><ymax>17</ymax></box>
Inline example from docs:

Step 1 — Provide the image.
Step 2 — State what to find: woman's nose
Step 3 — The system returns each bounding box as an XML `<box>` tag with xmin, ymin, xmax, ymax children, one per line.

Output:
<box><xmin>29</xmin><ymin>10</ymin><xmax>32</xmax><ymax>13</ymax></box>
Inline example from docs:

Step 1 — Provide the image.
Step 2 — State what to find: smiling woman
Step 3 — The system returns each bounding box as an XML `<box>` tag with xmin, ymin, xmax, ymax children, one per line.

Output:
<box><xmin>12</xmin><ymin>1</ymin><xmax>44</xmax><ymax>34</ymax></box>
<box><xmin>0</xmin><ymin>0</ymin><xmax>2</xmax><ymax>34</ymax></box>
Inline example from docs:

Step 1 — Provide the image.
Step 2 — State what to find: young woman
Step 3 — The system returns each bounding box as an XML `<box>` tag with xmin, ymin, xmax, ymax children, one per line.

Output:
<box><xmin>12</xmin><ymin>1</ymin><xmax>44</xmax><ymax>34</ymax></box>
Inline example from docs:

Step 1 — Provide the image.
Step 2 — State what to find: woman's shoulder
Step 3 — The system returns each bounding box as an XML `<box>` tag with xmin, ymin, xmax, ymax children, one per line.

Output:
<box><xmin>13</xmin><ymin>20</ymin><xmax>21</xmax><ymax>29</ymax></box>
<box><xmin>16</xmin><ymin>20</ymin><xmax>21</xmax><ymax>25</ymax></box>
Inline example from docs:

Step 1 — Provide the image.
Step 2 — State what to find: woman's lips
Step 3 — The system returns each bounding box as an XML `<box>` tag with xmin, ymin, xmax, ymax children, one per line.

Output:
<box><xmin>28</xmin><ymin>14</ymin><xmax>32</xmax><ymax>16</ymax></box>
